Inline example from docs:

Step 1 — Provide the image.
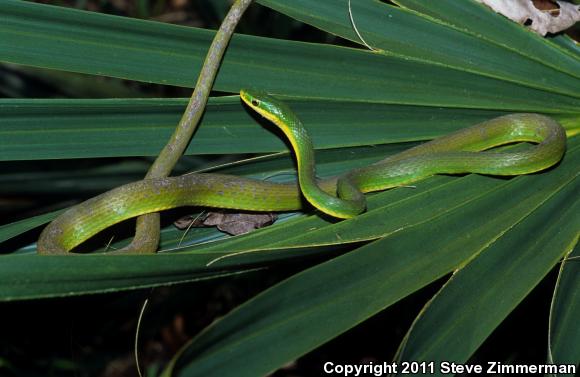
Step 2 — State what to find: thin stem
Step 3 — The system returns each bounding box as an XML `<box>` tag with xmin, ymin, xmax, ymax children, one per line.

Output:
<box><xmin>124</xmin><ymin>0</ymin><xmax>254</xmax><ymax>253</ymax></box>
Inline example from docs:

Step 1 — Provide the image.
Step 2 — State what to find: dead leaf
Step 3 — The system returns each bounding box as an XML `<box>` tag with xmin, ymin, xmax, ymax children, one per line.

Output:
<box><xmin>173</xmin><ymin>214</ymin><xmax>204</xmax><ymax>230</ymax></box>
<box><xmin>174</xmin><ymin>211</ymin><xmax>278</xmax><ymax>236</ymax></box>
<box><xmin>476</xmin><ymin>0</ymin><xmax>579</xmax><ymax>36</ymax></box>
<box><xmin>532</xmin><ymin>0</ymin><xmax>560</xmax><ymax>15</ymax></box>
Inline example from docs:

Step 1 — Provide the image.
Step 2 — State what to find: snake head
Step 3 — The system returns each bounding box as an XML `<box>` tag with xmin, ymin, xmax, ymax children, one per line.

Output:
<box><xmin>240</xmin><ymin>88</ymin><xmax>295</xmax><ymax>127</ymax></box>
<box><xmin>240</xmin><ymin>88</ymin><xmax>267</xmax><ymax>108</ymax></box>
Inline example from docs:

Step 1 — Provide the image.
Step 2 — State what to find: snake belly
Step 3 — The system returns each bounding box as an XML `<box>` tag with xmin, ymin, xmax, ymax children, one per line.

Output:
<box><xmin>37</xmin><ymin>90</ymin><xmax>566</xmax><ymax>254</ymax></box>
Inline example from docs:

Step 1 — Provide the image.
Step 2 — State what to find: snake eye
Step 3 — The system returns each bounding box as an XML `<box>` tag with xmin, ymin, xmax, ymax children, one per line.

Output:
<box><xmin>251</xmin><ymin>99</ymin><xmax>260</xmax><ymax>106</ymax></box>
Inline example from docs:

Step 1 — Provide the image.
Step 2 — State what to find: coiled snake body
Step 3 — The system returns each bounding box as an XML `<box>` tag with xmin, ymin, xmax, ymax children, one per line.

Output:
<box><xmin>37</xmin><ymin>90</ymin><xmax>566</xmax><ymax>254</ymax></box>
<box><xmin>35</xmin><ymin>0</ymin><xmax>567</xmax><ymax>254</ymax></box>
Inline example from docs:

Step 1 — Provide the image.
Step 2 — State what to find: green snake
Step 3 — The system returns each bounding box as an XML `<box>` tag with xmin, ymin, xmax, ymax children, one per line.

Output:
<box><xmin>110</xmin><ymin>0</ymin><xmax>253</xmax><ymax>253</ymax></box>
<box><xmin>35</xmin><ymin>0</ymin><xmax>567</xmax><ymax>254</ymax></box>
<box><xmin>37</xmin><ymin>92</ymin><xmax>566</xmax><ymax>254</ymax></box>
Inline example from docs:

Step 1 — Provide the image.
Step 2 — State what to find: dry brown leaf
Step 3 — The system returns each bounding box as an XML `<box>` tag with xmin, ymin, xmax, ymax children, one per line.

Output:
<box><xmin>476</xmin><ymin>0</ymin><xmax>580</xmax><ymax>35</ymax></box>
<box><xmin>174</xmin><ymin>211</ymin><xmax>278</xmax><ymax>236</ymax></box>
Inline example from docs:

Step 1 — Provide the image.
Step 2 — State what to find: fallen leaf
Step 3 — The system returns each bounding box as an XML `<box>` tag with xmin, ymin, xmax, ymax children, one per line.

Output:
<box><xmin>476</xmin><ymin>0</ymin><xmax>580</xmax><ymax>35</ymax></box>
<box><xmin>174</xmin><ymin>211</ymin><xmax>278</xmax><ymax>236</ymax></box>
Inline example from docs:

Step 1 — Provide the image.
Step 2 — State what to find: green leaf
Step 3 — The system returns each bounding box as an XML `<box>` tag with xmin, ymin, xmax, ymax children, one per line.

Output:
<box><xmin>1</xmin><ymin>0</ymin><xmax>579</xmax><ymax>109</ymax></box>
<box><xmin>0</xmin><ymin>252</ymin><xmax>262</xmax><ymax>301</ymax></box>
<box><xmin>256</xmin><ymin>0</ymin><xmax>580</xmax><ymax>96</ymax></box>
<box><xmin>392</xmin><ymin>0</ymin><xmax>580</xmax><ymax>79</ymax></box>
<box><xmin>393</xmin><ymin>167</ymin><xmax>579</xmax><ymax>367</ymax></box>
<box><xmin>185</xmin><ymin>175</ymin><xmax>511</xmax><ymax>255</ymax></box>
<box><xmin>163</xmin><ymin>138</ymin><xmax>580</xmax><ymax>377</ymax></box>
<box><xmin>0</xmin><ymin>210</ymin><xmax>64</xmax><ymax>244</ymax></box>
<box><xmin>551</xmin><ymin>35</ymin><xmax>580</xmax><ymax>56</ymax></box>
<box><xmin>1</xmin><ymin>97</ymin><xmax>527</xmax><ymax>161</ymax></box>
<box><xmin>548</xmin><ymin>242</ymin><xmax>580</xmax><ymax>366</ymax></box>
